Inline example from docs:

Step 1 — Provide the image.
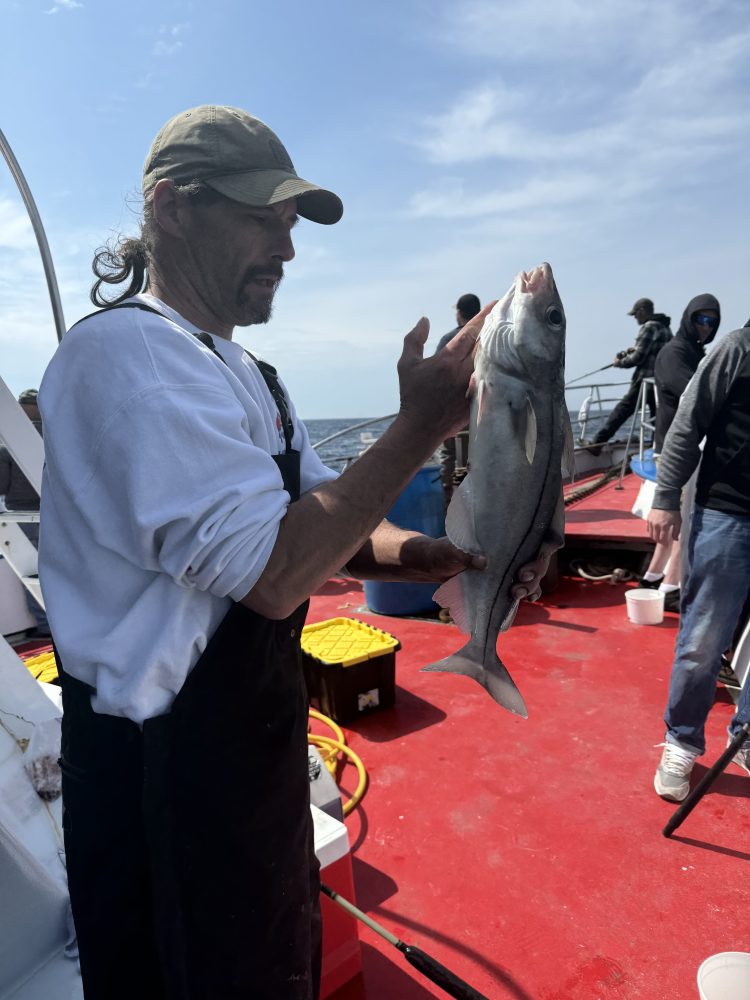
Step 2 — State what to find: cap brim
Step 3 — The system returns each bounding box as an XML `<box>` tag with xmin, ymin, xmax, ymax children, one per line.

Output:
<box><xmin>204</xmin><ymin>169</ymin><xmax>343</xmax><ymax>225</ymax></box>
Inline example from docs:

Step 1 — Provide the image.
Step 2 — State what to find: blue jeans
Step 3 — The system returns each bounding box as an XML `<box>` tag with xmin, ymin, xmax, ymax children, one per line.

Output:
<box><xmin>665</xmin><ymin>506</ymin><xmax>750</xmax><ymax>754</ymax></box>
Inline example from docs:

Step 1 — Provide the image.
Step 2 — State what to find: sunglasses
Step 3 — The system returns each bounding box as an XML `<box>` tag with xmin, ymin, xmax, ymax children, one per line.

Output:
<box><xmin>694</xmin><ymin>313</ymin><xmax>718</xmax><ymax>328</ymax></box>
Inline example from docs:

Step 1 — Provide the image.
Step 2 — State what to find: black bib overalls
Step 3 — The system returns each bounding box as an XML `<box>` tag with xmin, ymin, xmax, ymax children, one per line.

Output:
<box><xmin>56</xmin><ymin>311</ymin><xmax>321</xmax><ymax>999</ymax></box>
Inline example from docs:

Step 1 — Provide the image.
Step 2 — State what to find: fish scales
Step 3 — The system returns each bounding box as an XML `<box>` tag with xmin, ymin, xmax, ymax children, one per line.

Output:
<box><xmin>424</xmin><ymin>262</ymin><xmax>572</xmax><ymax>716</ymax></box>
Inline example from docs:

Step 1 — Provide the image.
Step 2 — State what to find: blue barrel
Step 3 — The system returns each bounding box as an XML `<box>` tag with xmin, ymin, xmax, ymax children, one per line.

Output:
<box><xmin>364</xmin><ymin>465</ymin><xmax>445</xmax><ymax>616</ymax></box>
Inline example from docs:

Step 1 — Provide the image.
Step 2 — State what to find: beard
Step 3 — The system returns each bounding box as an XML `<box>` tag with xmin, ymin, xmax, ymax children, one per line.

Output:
<box><xmin>237</xmin><ymin>264</ymin><xmax>284</xmax><ymax>326</ymax></box>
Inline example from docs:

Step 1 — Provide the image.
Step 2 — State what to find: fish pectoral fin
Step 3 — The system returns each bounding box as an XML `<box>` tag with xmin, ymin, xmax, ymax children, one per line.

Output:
<box><xmin>499</xmin><ymin>596</ymin><xmax>521</xmax><ymax>633</ymax></box>
<box><xmin>524</xmin><ymin>395</ymin><xmax>537</xmax><ymax>464</ymax></box>
<box><xmin>562</xmin><ymin>407</ymin><xmax>575</xmax><ymax>477</ymax></box>
<box><xmin>434</xmin><ymin>573</ymin><xmax>471</xmax><ymax>634</ymax></box>
<box><xmin>444</xmin><ymin>472</ymin><xmax>481</xmax><ymax>555</ymax></box>
<box><xmin>422</xmin><ymin>640</ymin><xmax>528</xmax><ymax>718</ymax></box>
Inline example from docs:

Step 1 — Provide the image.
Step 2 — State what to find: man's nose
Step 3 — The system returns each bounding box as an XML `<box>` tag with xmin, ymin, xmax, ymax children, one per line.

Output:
<box><xmin>272</xmin><ymin>229</ymin><xmax>295</xmax><ymax>264</ymax></box>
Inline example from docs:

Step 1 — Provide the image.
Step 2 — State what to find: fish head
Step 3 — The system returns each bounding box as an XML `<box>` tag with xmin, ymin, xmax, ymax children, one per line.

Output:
<box><xmin>478</xmin><ymin>262</ymin><xmax>565</xmax><ymax>379</ymax></box>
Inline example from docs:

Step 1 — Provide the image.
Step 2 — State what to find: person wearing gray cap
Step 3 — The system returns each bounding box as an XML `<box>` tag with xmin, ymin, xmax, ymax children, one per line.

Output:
<box><xmin>589</xmin><ymin>297</ymin><xmax>672</xmax><ymax>454</ymax></box>
<box><xmin>37</xmin><ymin>105</ymin><xmax>554</xmax><ymax>998</ymax></box>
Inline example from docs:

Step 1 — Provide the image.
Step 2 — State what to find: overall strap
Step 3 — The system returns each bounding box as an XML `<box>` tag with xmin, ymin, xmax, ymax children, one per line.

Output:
<box><xmin>70</xmin><ymin>302</ymin><xmax>296</xmax><ymax>455</ymax></box>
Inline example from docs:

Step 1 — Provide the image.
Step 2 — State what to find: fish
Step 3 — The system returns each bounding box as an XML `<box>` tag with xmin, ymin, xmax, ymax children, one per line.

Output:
<box><xmin>424</xmin><ymin>262</ymin><xmax>573</xmax><ymax>716</ymax></box>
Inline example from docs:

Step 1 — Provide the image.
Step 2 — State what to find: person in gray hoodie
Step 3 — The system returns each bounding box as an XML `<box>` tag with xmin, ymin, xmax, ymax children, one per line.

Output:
<box><xmin>649</xmin><ymin>321</ymin><xmax>750</xmax><ymax>801</ymax></box>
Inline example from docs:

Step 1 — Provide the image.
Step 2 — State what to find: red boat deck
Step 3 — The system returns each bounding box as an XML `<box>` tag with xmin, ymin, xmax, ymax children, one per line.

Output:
<box><xmin>308</xmin><ymin>486</ymin><xmax>749</xmax><ymax>999</ymax></box>
<box><xmin>565</xmin><ymin>473</ymin><xmax>652</xmax><ymax>548</ymax></box>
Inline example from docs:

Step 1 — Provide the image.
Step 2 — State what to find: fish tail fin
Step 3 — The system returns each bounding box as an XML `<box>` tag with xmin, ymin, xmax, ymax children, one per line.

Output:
<box><xmin>422</xmin><ymin>639</ymin><xmax>528</xmax><ymax>718</ymax></box>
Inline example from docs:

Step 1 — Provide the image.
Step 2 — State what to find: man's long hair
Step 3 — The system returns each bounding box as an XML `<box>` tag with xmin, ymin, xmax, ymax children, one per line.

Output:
<box><xmin>89</xmin><ymin>182</ymin><xmax>214</xmax><ymax>307</ymax></box>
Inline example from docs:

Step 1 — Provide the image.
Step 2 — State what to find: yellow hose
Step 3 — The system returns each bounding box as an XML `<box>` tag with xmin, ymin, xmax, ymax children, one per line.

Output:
<box><xmin>308</xmin><ymin>709</ymin><xmax>368</xmax><ymax>817</ymax></box>
<box><xmin>18</xmin><ymin>657</ymin><xmax>369</xmax><ymax>817</ymax></box>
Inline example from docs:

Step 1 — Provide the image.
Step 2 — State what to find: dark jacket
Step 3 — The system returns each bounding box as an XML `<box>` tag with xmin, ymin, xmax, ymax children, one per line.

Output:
<box><xmin>654</xmin><ymin>294</ymin><xmax>720</xmax><ymax>451</ymax></box>
<box><xmin>0</xmin><ymin>419</ymin><xmax>42</xmax><ymax>511</ymax></box>
<box><xmin>618</xmin><ymin>312</ymin><xmax>672</xmax><ymax>377</ymax></box>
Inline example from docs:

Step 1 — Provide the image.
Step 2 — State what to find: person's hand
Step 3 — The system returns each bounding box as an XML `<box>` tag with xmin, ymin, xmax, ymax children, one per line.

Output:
<box><xmin>612</xmin><ymin>355</ymin><xmax>622</xmax><ymax>367</ymax></box>
<box><xmin>396</xmin><ymin>301</ymin><xmax>497</xmax><ymax>448</ymax></box>
<box><xmin>407</xmin><ymin>536</ymin><xmax>486</xmax><ymax>583</ymax></box>
<box><xmin>648</xmin><ymin>509</ymin><xmax>681</xmax><ymax>545</ymax></box>
<box><xmin>402</xmin><ymin>535</ymin><xmax>554</xmax><ymax>601</ymax></box>
<box><xmin>511</xmin><ymin>541</ymin><xmax>559</xmax><ymax>602</ymax></box>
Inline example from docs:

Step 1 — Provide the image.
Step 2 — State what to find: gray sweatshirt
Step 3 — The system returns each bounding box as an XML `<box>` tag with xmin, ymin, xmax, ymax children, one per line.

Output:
<box><xmin>653</xmin><ymin>328</ymin><xmax>750</xmax><ymax>515</ymax></box>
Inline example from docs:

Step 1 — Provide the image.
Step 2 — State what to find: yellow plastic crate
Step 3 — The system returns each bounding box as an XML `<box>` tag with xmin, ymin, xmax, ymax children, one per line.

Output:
<box><xmin>301</xmin><ymin>617</ymin><xmax>399</xmax><ymax>668</ymax></box>
<box><xmin>301</xmin><ymin>618</ymin><xmax>400</xmax><ymax>724</ymax></box>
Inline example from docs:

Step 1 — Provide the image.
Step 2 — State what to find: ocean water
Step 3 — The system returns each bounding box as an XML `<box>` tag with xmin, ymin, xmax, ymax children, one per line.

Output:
<box><xmin>304</xmin><ymin>408</ymin><xmax>630</xmax><ymax>472</ymax></box>
<box><xmin>304</xmin><ymin>417</ymin><xmax>395</xmax><ymax>470</ymax></box>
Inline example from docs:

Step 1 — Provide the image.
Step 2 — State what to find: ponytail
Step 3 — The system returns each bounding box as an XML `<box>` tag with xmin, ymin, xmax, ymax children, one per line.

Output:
<box><xmin>90</xmin><ymin>235</ymin><xmax>150</xmax><ymax>307</ymax></box>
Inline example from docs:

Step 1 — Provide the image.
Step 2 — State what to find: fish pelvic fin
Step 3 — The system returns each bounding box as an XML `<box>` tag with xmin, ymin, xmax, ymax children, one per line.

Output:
<box><xmin>422</xmin><ymin>639</ymin><xmax>528</xmax><ymax>718</ymax></box>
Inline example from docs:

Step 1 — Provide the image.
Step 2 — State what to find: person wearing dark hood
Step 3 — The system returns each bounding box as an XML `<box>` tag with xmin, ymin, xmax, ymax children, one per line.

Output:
<box><xmin>588</xmin><ymin>297</ymin><xmax>672</xmax><ymax>453</ymax></box>
<box><xmin>638</xmin><ymin>295</ymin><xmax>721</xmax><ymax>611</ymax></box>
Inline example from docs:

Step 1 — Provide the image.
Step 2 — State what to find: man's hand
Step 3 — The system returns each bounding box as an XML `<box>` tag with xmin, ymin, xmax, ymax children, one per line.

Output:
<box><xmin>410</xmin><ymin>536</ymin><xmax>486</xmax><ymax>582</ymax></box>
<box><xmin>648</xmin><ymin>508</ymin><xmax>681</xmax><ymax>545</ymax></box>
<box><xmin>421</xmin><ymin>536</ymin><xmax>555</xmax><ymax>602</ymax></box>
<box><xmin>396</xmin><ymin>302</ymin><xmax>496</xmax><ymax>447</ymax></box>
<box><xmin>511</xmin><ymin>541</ymin><xmax>558</xmax><ymax>602</ymax></box>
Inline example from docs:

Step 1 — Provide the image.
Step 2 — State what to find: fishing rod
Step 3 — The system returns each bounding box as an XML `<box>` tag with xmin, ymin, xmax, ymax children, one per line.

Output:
<box><xmin>321</xmin><ymin>883</ymin><xmax>489</xmax><ymax>1000</ymax></box>
<box><xmin>565</xmin><ymin>362</ymin><xmax>615</xmax><ymax>388</ymax></box>
<box><xmin>662</xmin><ymin>723</ymin><xmax>750</xmax><ymax>838</ymax></box>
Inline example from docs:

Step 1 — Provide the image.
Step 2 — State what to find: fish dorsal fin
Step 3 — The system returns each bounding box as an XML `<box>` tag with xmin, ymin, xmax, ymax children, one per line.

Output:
<box><xmin>562</xmin><ymin>407</ymin><xmax>575</xmax><ymax>477</ymax></box>
<box><xmin>445</xmin><ymin>472</ymin><xmax>481</xmax><ymax>555</ymax></box>
<box><xmin>434</xmin><ymin>573</ymin><xmax>472</xmax><ymax>635</ymax></box>
<box><xmin>524</xmin><ymin>396</ymin><xmax>537</xmax><ymax>464</ymax></box>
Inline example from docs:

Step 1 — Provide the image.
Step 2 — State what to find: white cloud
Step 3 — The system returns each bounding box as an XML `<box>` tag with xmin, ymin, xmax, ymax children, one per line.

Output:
<box><xmin>0</xmin><ymin>198</ymin><xmax>36</xmax><ymax>251</ymax></box>
<box><xmin>46</xmin><ymin>0</ymin><xmax>82</xmax><ymax>13</ymax></box>
<box><xmin>153</xmin><ymin>22</ymin><xmax>191</xmax><ymax>57</ymax></box>
<box><xmin>407</xmin><ymin>5</ymin><xmax>750</xmax><ymax>232</ymax></box>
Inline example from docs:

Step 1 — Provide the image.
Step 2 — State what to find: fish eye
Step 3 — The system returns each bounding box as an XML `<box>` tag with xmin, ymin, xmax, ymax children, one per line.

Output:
<box><xmin>545</xmin><ymin>306</ymin><xmax>563</xmax><ymax>329</ymax></box>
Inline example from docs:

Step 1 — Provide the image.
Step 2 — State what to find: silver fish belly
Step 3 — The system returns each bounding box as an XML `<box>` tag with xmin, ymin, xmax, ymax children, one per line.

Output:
<box><xmin>424</xmin><ymin>262</ymin><xmax>572</xmax><ymax>716</ymax></box>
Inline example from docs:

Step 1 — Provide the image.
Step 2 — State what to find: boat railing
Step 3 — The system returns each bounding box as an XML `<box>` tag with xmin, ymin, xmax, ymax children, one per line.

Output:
<box><xmin>310</xmin><ymin>414</ymin><xmax>397</xmax><ymax>470</ymax></box>
<box><xmin>615</xmin><ymin>376</ymin><xmax>657</xmax><ymax>488</ymax></box>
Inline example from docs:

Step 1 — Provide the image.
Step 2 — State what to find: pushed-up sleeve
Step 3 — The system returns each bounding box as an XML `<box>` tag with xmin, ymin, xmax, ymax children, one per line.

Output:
<box><xmin>77</xmin><ymin>383</ymin><xmax>290</xmax><ymax>602</ymax></box>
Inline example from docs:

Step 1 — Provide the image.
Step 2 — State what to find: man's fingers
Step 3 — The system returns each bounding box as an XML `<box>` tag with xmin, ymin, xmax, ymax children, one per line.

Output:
<box><xmin>401</xmin><ymin>316</ymin><xmax>430</xmax><ymax>362</ymax></box>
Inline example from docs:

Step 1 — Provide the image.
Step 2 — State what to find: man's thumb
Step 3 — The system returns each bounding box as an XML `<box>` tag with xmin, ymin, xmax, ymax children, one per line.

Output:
<box><xmin>401</xmin><ymin>316</ymin><xmax>430</xmax><ymax>361</ymax></box>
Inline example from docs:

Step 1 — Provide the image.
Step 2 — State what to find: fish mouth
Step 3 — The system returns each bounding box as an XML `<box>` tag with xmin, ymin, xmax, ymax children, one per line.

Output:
<box><xmin>518</xmin><ymin>262</ymin><xmax>552</xmax><ymax>294</ymax></box>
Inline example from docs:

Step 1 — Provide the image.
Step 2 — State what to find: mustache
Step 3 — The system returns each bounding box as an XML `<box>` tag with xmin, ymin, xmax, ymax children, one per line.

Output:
<box><xmin>244</xmin><ymin>263</ymin><xmax>284</xmax><ymax>283</ymax></box>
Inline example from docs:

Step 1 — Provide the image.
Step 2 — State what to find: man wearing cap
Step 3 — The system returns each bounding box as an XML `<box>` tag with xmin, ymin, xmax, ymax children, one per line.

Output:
<box><xmin>589</xmin><ymin>297</ymin><xmax>672</xmax><ymax>452</ymax></box>
<box><xmin>434</xmin><ymin>293</ymin><xmax>481</xmax><ymax>506</ymax></box>
<box><xmin>0</xmin><ymin>389</ymin><xmax>50</xmax><ymax>637</ymax></box>
<box><xmin>38</xmin><ymin>106</ymin><xmax>553</xmax><ymax>998</ymax></box>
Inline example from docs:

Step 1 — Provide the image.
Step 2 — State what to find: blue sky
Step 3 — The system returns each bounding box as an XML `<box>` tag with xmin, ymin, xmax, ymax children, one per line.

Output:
<box><xmin>1</xmin><ymin>0</ymin><xmax>748</xmax><ymax>417</ymax></box>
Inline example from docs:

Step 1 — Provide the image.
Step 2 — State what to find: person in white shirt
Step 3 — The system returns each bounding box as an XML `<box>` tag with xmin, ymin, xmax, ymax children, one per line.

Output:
<box><xmin>39</xmin><ymin>105</ymin><xmax>555</xmax><ymax>999</ymax></box>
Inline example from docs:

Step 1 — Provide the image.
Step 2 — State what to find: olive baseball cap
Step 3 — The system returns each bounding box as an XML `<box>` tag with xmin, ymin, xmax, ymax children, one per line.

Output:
<box><xmin>142</xmin><ymin>105</ymin><xmax>343</xmax><ymax>225</ymax></box>
<box><xmin>628</xmin><ymin>297</ymin><xmax>653</xmax><ymax>316</ymax></box>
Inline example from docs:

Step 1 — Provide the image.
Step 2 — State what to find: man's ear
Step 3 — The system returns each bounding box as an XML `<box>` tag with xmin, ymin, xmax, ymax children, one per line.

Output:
<box><xmin>151</xmin><ymin>179</ymin><xmax>184</xmax><ymax>238</ymax></box>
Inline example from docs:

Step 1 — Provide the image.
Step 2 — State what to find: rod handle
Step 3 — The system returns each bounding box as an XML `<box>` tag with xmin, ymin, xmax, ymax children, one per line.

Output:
<box><xmin>663</xmin><ymin>725</ymin><xmax>750</xmax><ymax>837</ymax></box>
<box><xmin>400</xmin><ymin>944</ymin><xmax>489</xmax><ymax>1000</ymax></box>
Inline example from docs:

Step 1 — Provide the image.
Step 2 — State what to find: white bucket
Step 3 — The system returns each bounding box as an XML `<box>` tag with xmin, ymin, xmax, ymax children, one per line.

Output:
<box><xmin>698</xmin><ymin>952</ymin><xmax>750</xmax><ymax>999</ymax></box>
<box><xmin>625</xmin><ymin>588</ymin><xmax>664</xmax><ymax>625</ymax></box>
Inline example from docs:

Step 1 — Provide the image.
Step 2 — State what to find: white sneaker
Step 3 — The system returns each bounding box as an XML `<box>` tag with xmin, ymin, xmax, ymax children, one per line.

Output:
<box><xmin>727</xmin><ymin>734</ymin><xmax>750</xmax><ymax>776</ymax></box>
<box><xmin>654</xmin><ymin>742</ymin><xmax>698</xmax><ymax>801</ymax></box>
